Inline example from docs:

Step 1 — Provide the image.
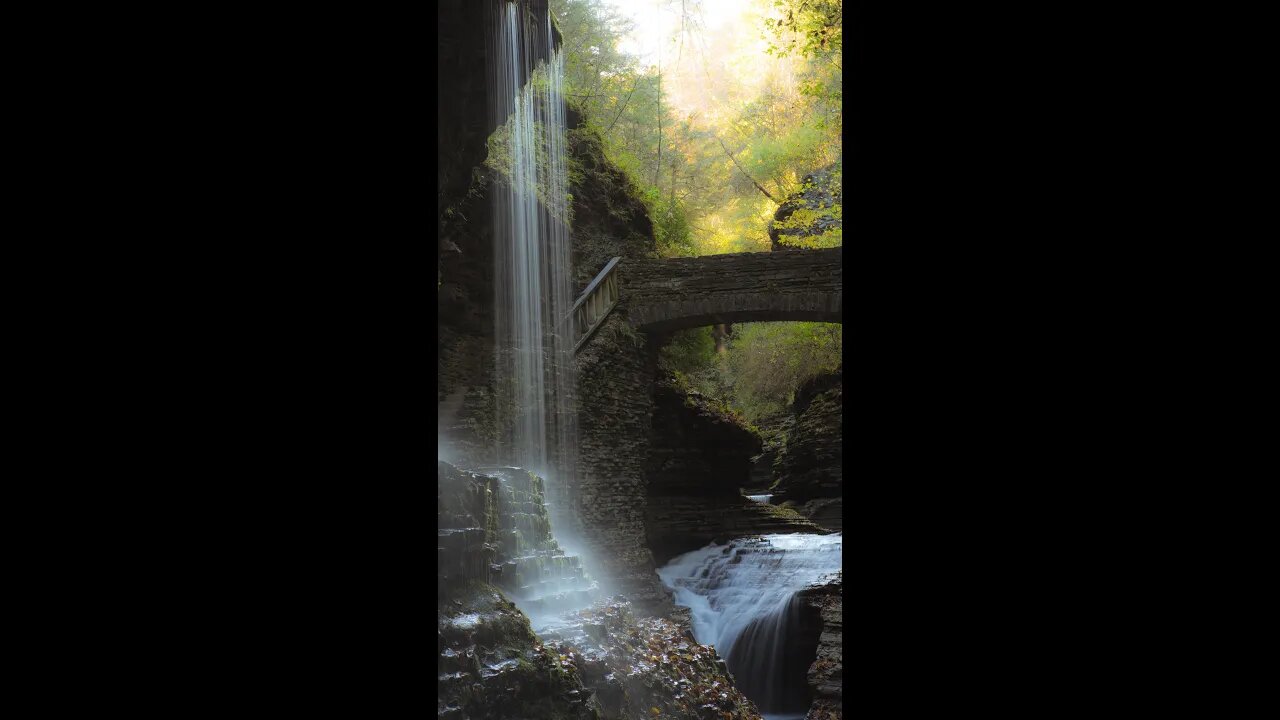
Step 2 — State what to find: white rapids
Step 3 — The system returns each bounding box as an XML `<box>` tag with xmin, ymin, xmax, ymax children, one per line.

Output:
<box><xmin>657</xmin><ymin>533</ymin><xmax>842</xmax><ymax>660</ymax></box>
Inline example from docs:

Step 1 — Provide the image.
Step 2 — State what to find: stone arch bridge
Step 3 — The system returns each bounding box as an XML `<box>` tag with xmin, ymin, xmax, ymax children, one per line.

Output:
<box><xmin>570</xmin><ymin>247</ymin><xmax>842</xmax><ymax>349</ymax></box>
<box><xmin>562</xmin><ymin>246</ymin><xmax>842</xmax><ymax>614</ymax></box>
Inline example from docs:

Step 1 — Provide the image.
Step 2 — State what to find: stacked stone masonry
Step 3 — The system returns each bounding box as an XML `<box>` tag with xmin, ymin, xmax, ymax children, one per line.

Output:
<box><xmin>572</xmin><ymin>312</ymin><xmax>671</xmax><ymax>613</ymax></box>
<box><xmin>622</xmin><ymin>248</ymin><xmax>841</xmax><ymax>334</ymax></box>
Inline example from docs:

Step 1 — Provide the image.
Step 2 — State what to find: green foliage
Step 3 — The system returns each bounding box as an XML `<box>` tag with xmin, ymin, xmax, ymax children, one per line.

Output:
<box><xmin>659</xmin><ymin>322</ymin><xmax>841</xmax><ymax>427</ymax></box>
<box><xmin>722</xmin><ymin>322</ymin><xmax>842</xmax><ymax>422</ymax></box>
<box><xmin>775</xmin><ymin>203</ymin><xmax>842</xmax><ymax>248</ymax></box>
<box><xmin>650</xmin><ymin>193</ymin><xmax>696</xmax><ymax>257</ymax></box>
<box><xmin>659</xmin><ymin>327</ymin><xmax>717</xmax><ymax>376</ymax></box>
<box><xmin>484</xmin><ymin>110</ymin><xmax>575</xmax><ymax>226</ymax></box>
<box><xmin>763</xmin><ymin>0</ymin><xmax>843</xmax><ymax>59</ymax></box>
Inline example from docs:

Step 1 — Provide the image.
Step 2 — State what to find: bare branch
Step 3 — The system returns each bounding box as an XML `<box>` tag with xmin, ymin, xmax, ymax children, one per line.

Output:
<box><xmin>715</xmin><ymin>135</ymin><xmax>777</xmax><ymax>203</ymax></box>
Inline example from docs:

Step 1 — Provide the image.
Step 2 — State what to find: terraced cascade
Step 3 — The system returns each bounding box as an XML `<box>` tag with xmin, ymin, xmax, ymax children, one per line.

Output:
<box><xmin>657</xmin><ymin>534</ymin><xmax>842</xmax><ymax>718</ymax></box>
<box><xmin>438</xmin><ymin>461</ymin><xmax>599</xmax><ymax>628</ymax></box>
<box><xmin>476</xmin><ymin>467</ymin><xmax>599</xmax><ymax>626</ymax></box>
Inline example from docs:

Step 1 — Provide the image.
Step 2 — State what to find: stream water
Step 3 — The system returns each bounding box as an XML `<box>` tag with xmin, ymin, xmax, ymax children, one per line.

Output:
<box><xmin>658</xmin><ymin>534</ymin><xmax>843</xmax><ymax>715</ymax></box>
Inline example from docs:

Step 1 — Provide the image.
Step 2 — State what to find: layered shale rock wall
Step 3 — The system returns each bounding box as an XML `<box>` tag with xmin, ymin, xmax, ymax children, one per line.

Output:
<box><xmin>797</xmin><ymin>577</ymin><xmax>843</xmax><ymax>720</ymax></box>
<box><xmin>437</xmin><ymin>0</ymin><xmax>563</xmax><ymax>468</ymax></box>
<box><xmin>438</xmin><ymin>460</ymin><xmax>601</xmax><ymax>720</ymax></box>
<box><xmin>771</xmin><ymin>370</ymin><xmax>843</xmax><ymax>530</ymax></box>
<box><xmin>644</xmin><ymin>381</ymin><xmax>825</xmax><ymax>567</ymax></box>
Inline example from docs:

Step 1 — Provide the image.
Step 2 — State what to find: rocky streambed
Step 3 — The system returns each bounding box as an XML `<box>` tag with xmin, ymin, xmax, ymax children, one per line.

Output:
<box><xmin>439</xmin><ymin>458</ymin><xmax>842</xmax><ymax>720</ymax></box>
<box><xmin>439</xmin><ymin>588</ymin><xmax>764</xmax><ymax>720</ymax></box>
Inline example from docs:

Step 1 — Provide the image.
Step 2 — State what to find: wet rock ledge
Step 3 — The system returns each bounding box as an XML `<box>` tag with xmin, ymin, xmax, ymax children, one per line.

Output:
<box><xmin>439</xmin><ymin>585</ymin><xmax>598</xmax><ymax>720</ymax></box>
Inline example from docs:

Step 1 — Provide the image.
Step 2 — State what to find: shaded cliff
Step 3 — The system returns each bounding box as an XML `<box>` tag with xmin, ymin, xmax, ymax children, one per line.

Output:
<box><xmin>772</xmin><ymin>369</ymin><xmax>843</xmax><ymax>501</ymax></box>
<box><xmin>796</xmin><ymin>576</ymin><xmax>843</xmax><ymax>720</ymax></box>
<box><xmin>771</xmin><ymin>369</ymin><xmax>843</xmax><ymax>531</ymax></box>
<box><xmin>437</xmin><ymin>0</ymin><xmax>567</xmax><ymax>468</ymax></box>
<box><xmin>566</xmin><ymin>115</ymin><xmax>657</xmax><ymax>286</ymax></box>
<box><xmin>645</xmin><ymin>378</ymin><xmax>825</xmax><ymax>567</ymax></box>
<box><xmin>437</xmin><ymin>105</ymin><xmax>657</xmax><ymax>468</ymax></box>
<box><xmin>438</xmin><ymin>0</ymin><xmax>562</xmax><ymax>228</ymax></box>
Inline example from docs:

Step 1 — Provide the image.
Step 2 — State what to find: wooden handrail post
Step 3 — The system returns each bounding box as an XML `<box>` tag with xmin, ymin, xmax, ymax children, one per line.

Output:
<box><xmin>568</xmin><ymin>256</ymin><xmax>623</xmax><ymax>354</ymax></box>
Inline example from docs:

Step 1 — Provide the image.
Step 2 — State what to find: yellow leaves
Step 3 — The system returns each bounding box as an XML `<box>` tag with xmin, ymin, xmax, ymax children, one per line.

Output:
<box><xmin>650</xmin><ymin>707</ymin><xmax>661</xmax><ymax>716</ymax></box>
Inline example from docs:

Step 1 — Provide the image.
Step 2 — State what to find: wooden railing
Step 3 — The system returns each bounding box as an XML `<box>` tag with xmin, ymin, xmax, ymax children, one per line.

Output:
<box><xmin>568</xmin><ymin>256</ymin><xmax>621</xmax><ymax>353</ymax></box>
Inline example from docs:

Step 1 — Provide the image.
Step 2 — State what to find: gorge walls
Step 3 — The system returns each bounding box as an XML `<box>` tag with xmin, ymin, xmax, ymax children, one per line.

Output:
<box><xmin>644</xmin><ymin>380</ymin><xmax>824</xmax><ymax>567</ymax></box>
<box><xmin>771</xmin><ymin>370</ymin><xmax>843</xmax><ymax>531</ymax></box>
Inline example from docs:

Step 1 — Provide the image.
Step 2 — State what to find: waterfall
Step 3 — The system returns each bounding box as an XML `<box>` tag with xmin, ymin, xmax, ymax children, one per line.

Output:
<box><xmin>487</xmin><ymin>1</ymin><xmax>578</xmax><ymax>529</ymax></box>
<box><xmin>657</xmin><ymin>534</ymin><xmax>842</xmax><ymax>715</ymax></box>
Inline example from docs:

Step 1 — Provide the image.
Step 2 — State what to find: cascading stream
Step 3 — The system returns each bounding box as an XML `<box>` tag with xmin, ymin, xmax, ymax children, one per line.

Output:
<box><xmin>658</xmin><ymin>533</ymin><xmax>842</xmax><ymax>715</ymax></box>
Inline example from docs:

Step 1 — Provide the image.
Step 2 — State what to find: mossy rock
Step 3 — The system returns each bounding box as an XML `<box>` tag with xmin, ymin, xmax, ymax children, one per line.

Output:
<box><xmin>439</xmin><ymin>584</ymin><xmax>600</xmax><ymax>720</ymax></box>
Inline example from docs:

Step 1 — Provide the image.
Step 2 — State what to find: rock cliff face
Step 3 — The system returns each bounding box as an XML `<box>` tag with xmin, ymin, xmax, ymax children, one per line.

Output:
<box><xmin>438</xmin><ymin>0</ymin><xmax>561</xmax><ymax>228</ymax></box>
<box><xmin>438</xmin><ymin>0</ymin><xmax>565</xmax><ymax>469</ymax></box>
<box><xmin>771</xmin><ymin>370</ymin><xmax>843</xmax><ymax>530</ymax></box>
<box><xmin>744</xmin><ymin>412</ymin><xmax>792</xmax><ymax>492</ymax></box>
<box><xmin>644</xmin><ymin>381</ymin><xmax>824</xmax><ymax>566</ymax></box>
<box><xmin>768</xmin><ymin>164</ymin><xmax>842</xmax><ymax>251</ymax></box>
<box><xmin>437</xmin><ymin>0</ymin><xmax>490</xmax><ymax>228</ymax></box>
<box><xmin>555</xmin><ymin>118</ymin><xmax>670</xmax><ymax>615</ymax></box>
<box><xmin>437</xmin><ymin>164</ymin><xmax>500</xmax><ymax>468</ymax></box>
<box><xmin>438</xmin><ymin>460</ymin><xmax>601</xmax><ymax>720</ymax></box>
<box><xmin>646</xmin><ymin>382</ymin><xmax>761</xmax><ymax>498</ymax></box>
<box><xmin>438</xmin><ymin>461</ymin><xmax>595</xmax><ymax>610</ymax></box>
<box><xmin>437</xmin><ymin>111</ymin><xmax>656</xmax><ymax>469</ymax></box>
<box><xmin>797</xmin><ymin>577</ymin><xmax>843</xmax><ymax>720</ymax></box>
<box><xmin>436</xmin><ymin>112</ymin><xmax>671</xmax><ymax>611</ymax></box>
<box><xmin>567</xmin><ymin>120</ymin><xmax>657</xmax><ymax>286</ymax></box>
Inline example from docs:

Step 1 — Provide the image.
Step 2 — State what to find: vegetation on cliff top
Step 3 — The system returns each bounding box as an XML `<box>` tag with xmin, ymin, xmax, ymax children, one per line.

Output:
<box><xmin>550</xmin><ymin>0</ymin><xmax>843</xmax><ymax>425</ymax></box>
<box><xmin>549</xmin><ymin>0</ymin><xmax>841</xmax><ymax>258</ymax></box>
<box><xmin>662</xmin><ymin>322</ymin><xmax>840</xmax><ymax>435</ymax></box>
